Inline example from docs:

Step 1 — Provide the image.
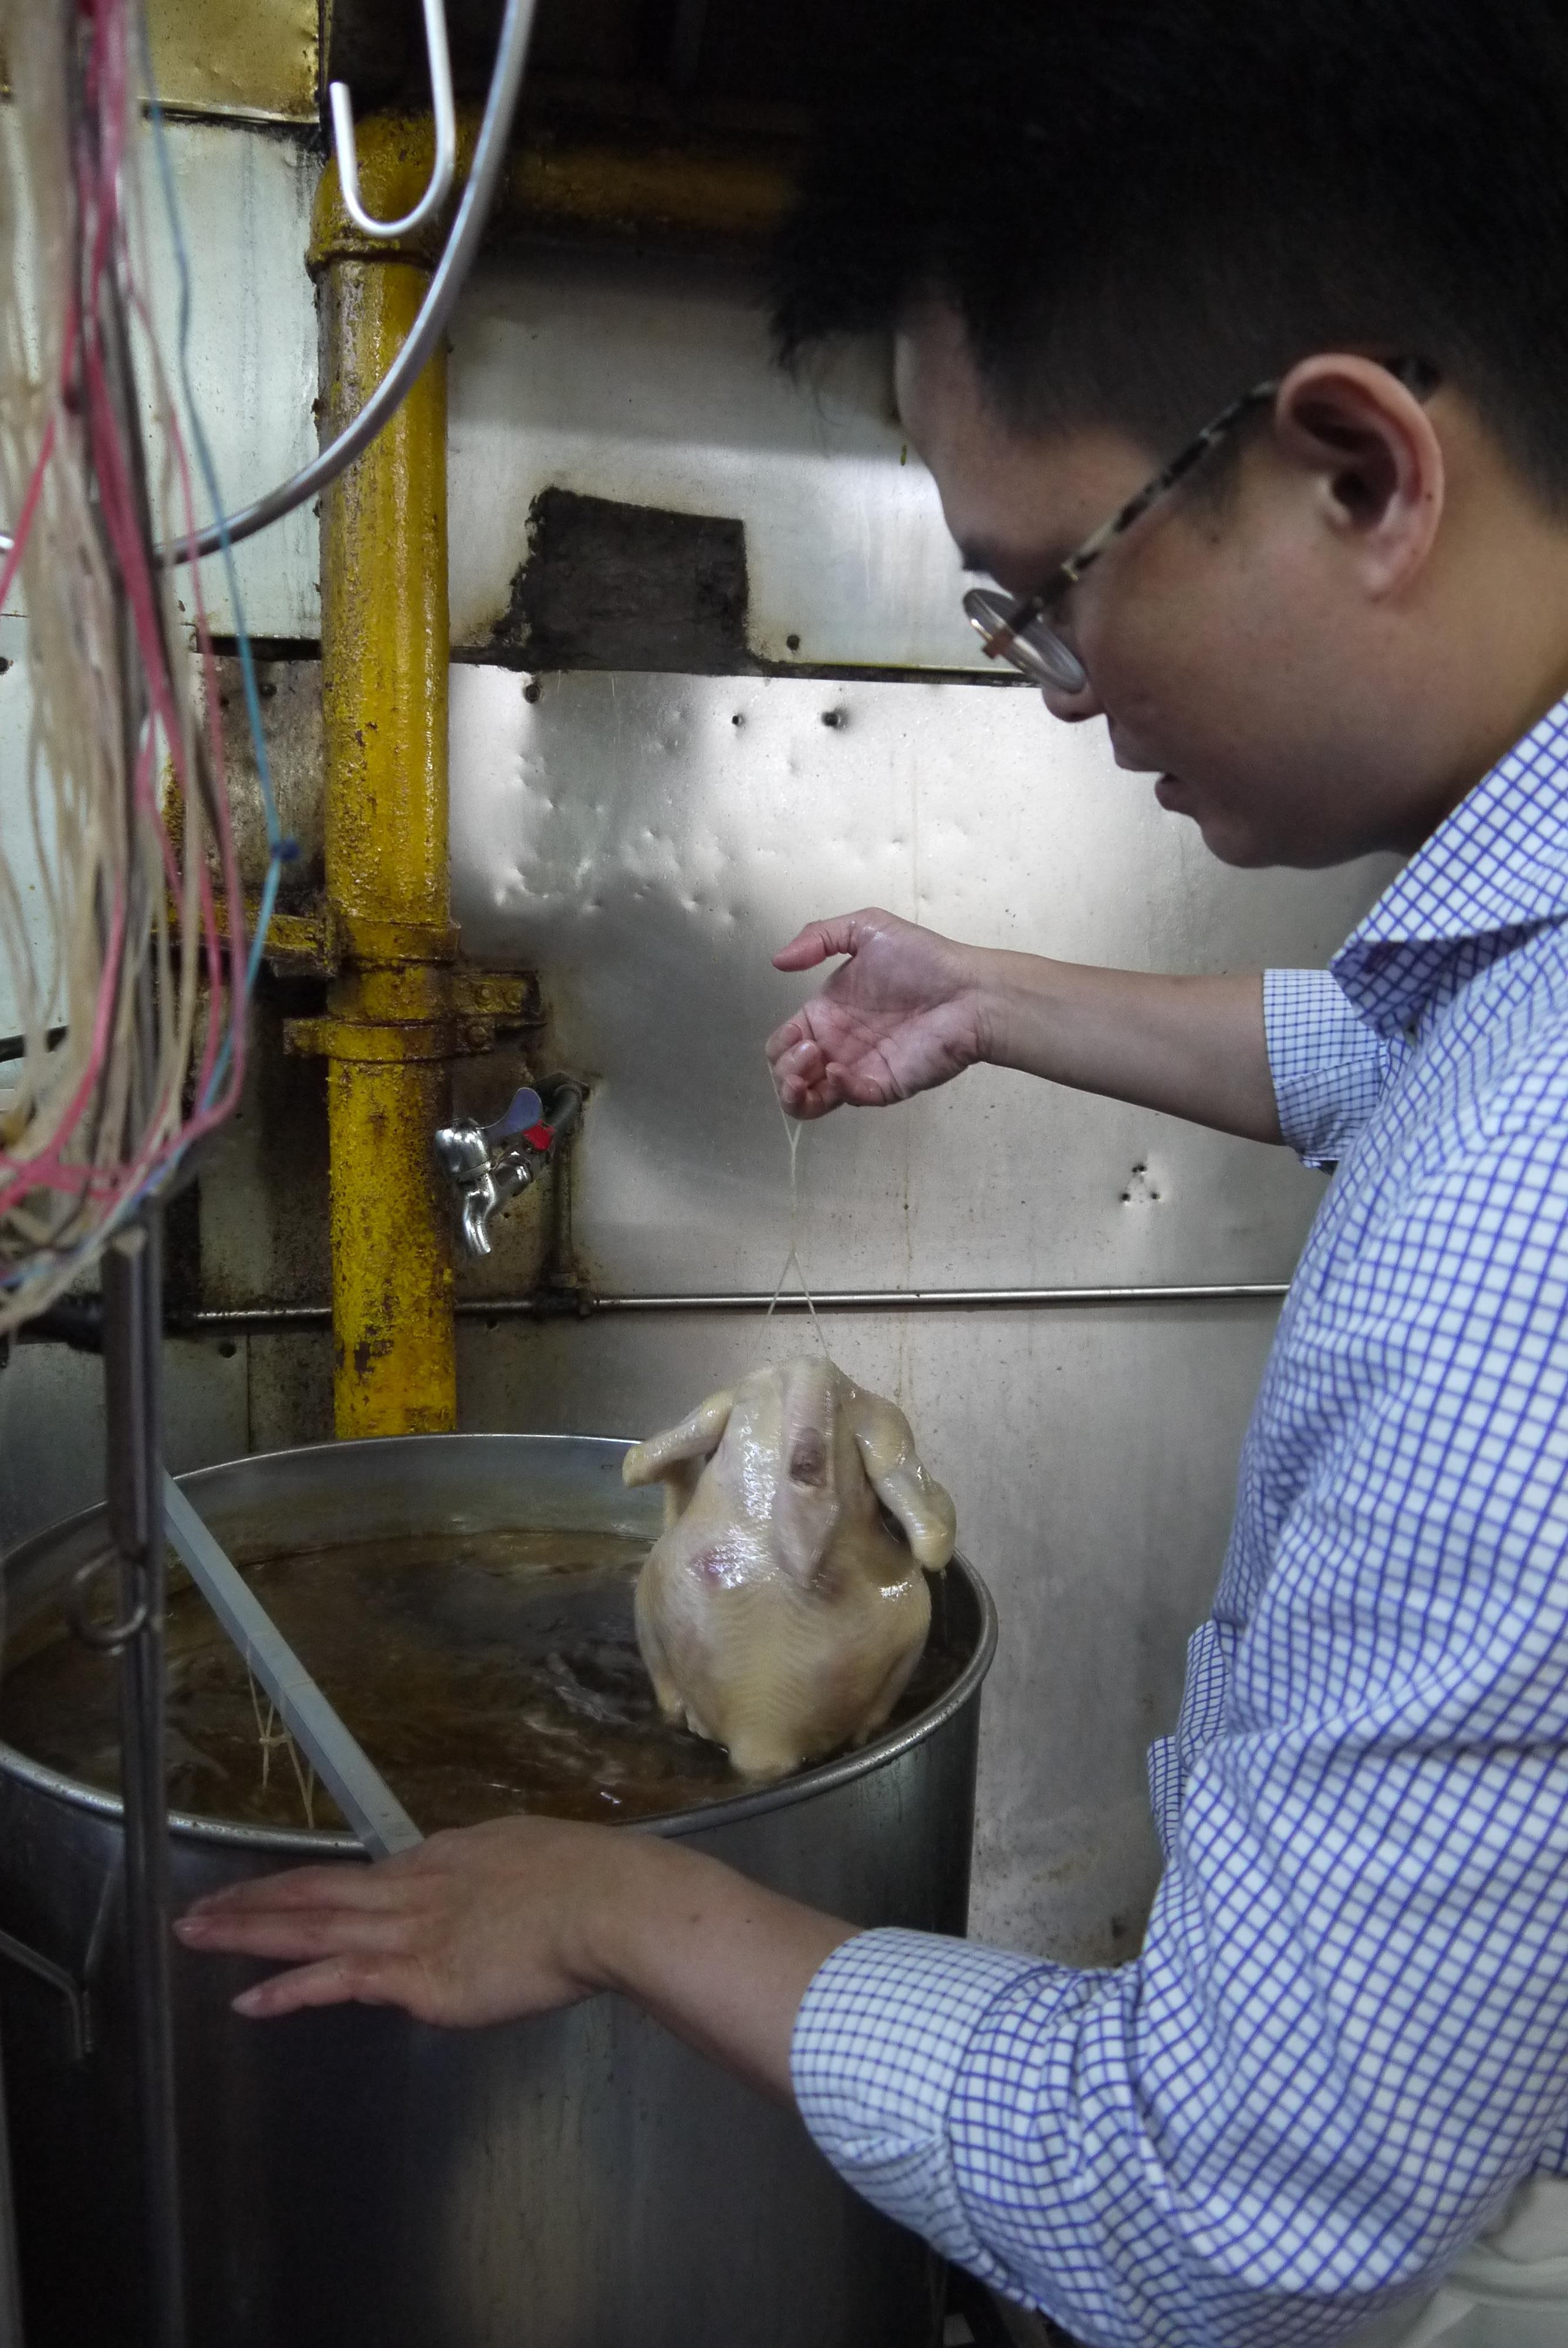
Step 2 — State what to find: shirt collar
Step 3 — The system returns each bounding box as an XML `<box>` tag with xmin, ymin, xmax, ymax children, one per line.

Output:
<box><xmin>1333</xmin><ymin>696</ymin><xmax>1568</xmax><ymax>1033</ymax></box>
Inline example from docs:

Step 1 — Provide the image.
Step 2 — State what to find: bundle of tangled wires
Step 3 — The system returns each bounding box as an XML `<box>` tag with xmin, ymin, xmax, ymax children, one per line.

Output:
<box><xmin>0</xmin><ymin>0</ymin><xmax>281</xmax><ymax>1335</ymax></box>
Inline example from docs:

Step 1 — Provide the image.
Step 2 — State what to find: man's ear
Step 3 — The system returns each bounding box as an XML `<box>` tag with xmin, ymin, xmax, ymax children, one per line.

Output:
<box><xmin>623</xmin><ymin>1389</ymin><xmax>735</xmax><ymax>1527</ymax></box>
<box><xmin>1271</xmin><ymin>353</ymin><xmax>1445</xmax><ymax>597</ymax></box>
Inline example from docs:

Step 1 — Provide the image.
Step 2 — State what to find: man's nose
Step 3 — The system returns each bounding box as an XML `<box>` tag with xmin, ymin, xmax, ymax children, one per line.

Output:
<box><xmin>1039</xmin><ymin>675</ymin><xmax>1104</xmax><ymax>724</ymax></box>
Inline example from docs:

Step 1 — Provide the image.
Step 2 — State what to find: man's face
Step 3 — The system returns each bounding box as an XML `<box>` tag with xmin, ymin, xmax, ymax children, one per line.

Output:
<box><xmin>895</xmin><ymin>305</ymin><xmax>1449</xmax><ymax>869</ymax></box>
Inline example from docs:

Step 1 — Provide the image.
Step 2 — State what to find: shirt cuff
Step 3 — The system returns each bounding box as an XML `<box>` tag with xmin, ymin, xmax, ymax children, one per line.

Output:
<box><xmin>1263</xmin><ymin>967</ymin><xmax>1390</xmax><ymax>1169</ymax></box>
<box><xmin>792</xmin><ymin>1928</ymin><xmax>1045</xmax><ymax>2273</ymax></box>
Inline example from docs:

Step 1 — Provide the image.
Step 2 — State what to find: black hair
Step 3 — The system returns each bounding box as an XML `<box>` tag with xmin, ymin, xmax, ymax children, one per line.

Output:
<box><xmin>771</xmin><ymin>0</ymin><xmax>1568</xmax><ymax>507</ymax></box>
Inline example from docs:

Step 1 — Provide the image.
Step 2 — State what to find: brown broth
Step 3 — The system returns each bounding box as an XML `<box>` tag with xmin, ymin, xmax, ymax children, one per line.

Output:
<box><xmin>0</xmin><ymin>1525</ymin><xmax>966</xmax><ymax>1834</ymax></box>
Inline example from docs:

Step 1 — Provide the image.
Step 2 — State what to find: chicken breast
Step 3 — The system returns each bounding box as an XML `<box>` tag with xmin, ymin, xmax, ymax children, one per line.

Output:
<box><xmin>622</xmin><ymin>1357</ymin><xmax>957</xmax><ymax>1781</ymax></box>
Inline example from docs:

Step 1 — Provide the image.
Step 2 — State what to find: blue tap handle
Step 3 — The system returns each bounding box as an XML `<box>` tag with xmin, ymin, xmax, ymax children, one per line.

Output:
<box><xmin>481</xmin><ymin>1087</ymin><xmax>543</xmax><ymax>1148</ymax></box>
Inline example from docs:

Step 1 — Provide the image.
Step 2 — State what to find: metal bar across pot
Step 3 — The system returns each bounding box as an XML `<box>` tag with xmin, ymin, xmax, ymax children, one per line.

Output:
<box><xmin>161</xmin><ymin>1476</ymin><xmax>422</xmax><ymax>1859</ymax></box>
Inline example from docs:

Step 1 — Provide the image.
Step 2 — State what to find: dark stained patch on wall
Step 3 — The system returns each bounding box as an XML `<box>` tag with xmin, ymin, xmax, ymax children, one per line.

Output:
<box><xmin>489</xmin><ymin>487</ymin><xmax>752</xmax><ymax>673</ymax></box>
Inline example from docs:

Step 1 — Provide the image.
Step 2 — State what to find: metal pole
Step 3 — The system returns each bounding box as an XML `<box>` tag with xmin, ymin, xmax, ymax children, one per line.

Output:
<box><xmin>103</xmin><ymin>1212</ymin><xmax>185</xmax><ymax>2348</ymax></box>
<box><xmin>0</xmin><ymin>2026</ymin><xmax>25</xmax><ymax>2347</ymax></box>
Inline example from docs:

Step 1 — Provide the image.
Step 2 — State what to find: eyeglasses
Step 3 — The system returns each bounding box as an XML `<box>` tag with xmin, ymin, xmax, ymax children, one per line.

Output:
<box><xmin>962</xmin><ymin>356</ymin><xmax>1440</xmax><ymax>695</ymax></box>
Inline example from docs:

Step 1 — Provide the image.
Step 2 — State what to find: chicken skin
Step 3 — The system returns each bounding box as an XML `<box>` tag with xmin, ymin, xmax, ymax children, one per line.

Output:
<box><xmin>623</xmin><ymin>1357</ymin><xmax>957</xmax><ymax>1781</ymax></box>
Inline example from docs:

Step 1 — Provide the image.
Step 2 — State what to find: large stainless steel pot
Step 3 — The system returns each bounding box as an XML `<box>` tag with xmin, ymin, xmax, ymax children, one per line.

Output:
<box><xmin>0</xmin><ymin>1434</ymin><xmax>995</xmax><ymax>2348</ymax></box>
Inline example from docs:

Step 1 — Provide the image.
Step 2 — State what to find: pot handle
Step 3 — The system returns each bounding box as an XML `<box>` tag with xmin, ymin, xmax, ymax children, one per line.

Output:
<box><xmin>0</xmin><ymin>1925</ymin><xmax>91</xmax><ymax>2062</ymax></box>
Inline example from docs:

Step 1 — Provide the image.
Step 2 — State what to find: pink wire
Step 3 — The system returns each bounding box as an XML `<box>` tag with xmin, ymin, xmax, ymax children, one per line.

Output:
<box><xmin>2</xmin><ymin>0</ymin><xmax>252</xmax><ymax>1255</ymax></box>
<box><xmin>76</xmin><ymin>0</ymin><xmax>243</xmax><ymax>1117</ymax></box>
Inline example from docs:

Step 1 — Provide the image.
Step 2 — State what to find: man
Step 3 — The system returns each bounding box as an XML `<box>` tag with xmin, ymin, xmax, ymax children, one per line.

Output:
<box><xmin>178</xmin><ymin>4</ymin><xmax>1568</xmax><ymax>2340</ymax></box>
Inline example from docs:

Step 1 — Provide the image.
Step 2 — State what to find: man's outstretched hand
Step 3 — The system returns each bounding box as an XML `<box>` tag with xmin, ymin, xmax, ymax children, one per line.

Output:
<box><xmin>768</xmin><ymin>913</ymin><xmax>1284</xmax><ymax>1145</ymax></box>
<box><xmin>767</xmin><ymin>909</ymin><xmax>990</xmax><ymax>1118</ymax></box>
<box><xmin>175</xmin><ymin>1814</ymin><xmax>854</xmax><ymax>2102</ymax></box>
<box><xmin>176</xmin><ymin>1817</ymin><xmax>616</xmax><ymax>2027</ymax></box>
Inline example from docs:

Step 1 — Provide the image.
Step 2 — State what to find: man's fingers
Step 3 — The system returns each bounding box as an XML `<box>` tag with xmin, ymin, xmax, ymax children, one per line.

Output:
<box><xmin>182</xmin><ymin>1861</ymin><xmax>414</xmax><ymax>1920</ymax></box>
<box><xmin>785</xmin><ymin>1067</ymin><xmax>863</xmax><ymax>1119</ymax></box>
<box><xmin>771</xmin><ymin>923</ymin><xmax>836</xmax><ymax>973</ymax></box>
<box><xmin>772</xmin><ymin>910</ymin><xmax>887</xmax><ymax>973</ymax></box>
<box><xmin>175</xmin><ymin>1902</ymin><xmax>416</xmax><ymax>1963</ymax></box>
<box><xmin>767</xmin><ymin>1033</ymin><xmax>839</xmax><ymax>1119</ymax></box>
<box><xmin>778</xmin><ymin>1086</ymin><xmax>837</xmax><ymax>1121</ymax></box>
<box><xmin>834</xmin><ymin>1062</ymin><xmax>891</xmax><ymax>1108</ymax></box>
<box><xmin>770</xmin><ymin>1037</ymin><xmax>826</xmax><ymax>1087</ymax></box>
<box><xmin>232</xmin><ymin>1953</ymin><xmax>410</xmax><ymax>2021</ymax></box>
<box><xmin>764</xmin><ymin>1018</ymin><xmax>813</xmax><ymax>1070</ymax></box>
<box><xmin>769</xmin><ymin>1042</ymin><xmax>849</xmax><ymax>1119</ymax></box>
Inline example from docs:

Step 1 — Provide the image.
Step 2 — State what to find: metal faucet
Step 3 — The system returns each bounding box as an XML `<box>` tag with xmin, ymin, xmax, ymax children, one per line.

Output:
<box><xmin>434</xmin><ymin>1078</ymin><xmax>583</xmax><ymax>1258</ymax></box>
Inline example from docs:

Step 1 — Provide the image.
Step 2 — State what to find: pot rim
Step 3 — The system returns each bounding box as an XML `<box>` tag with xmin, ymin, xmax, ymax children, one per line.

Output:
<box><xmin>0</xmin><ymin>1432</ymin><xmax>999</xmax><ymax>1857</ymax></box>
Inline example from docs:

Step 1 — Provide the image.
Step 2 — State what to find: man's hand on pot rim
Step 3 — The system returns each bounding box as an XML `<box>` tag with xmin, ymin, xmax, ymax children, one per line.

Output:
<box><xmin>176</xmin><ymin>1814</ymin><xmax>856</xmax><ymax>2101</ymax></box>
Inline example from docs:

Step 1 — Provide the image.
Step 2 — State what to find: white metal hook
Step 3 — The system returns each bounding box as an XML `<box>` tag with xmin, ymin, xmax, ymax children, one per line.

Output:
<box><xmin>329</xmin><ymin>0</ymin><xmax>459</xmax><ymax>241</ymax></box>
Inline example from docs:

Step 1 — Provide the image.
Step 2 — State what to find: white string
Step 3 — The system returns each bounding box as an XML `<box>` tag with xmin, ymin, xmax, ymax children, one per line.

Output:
<box><xmin>752</xmin><ymin>1108</ymin><xmax>830</xmax><ymax>1367</ymax></box>
<box><xmin>247</xmin><ymin>1666</ymin><xmax>316</xmax><ymax>1829</ymax></box>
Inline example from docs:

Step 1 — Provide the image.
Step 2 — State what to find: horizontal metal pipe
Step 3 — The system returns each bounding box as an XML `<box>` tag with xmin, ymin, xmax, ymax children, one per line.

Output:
<box><xmin>471</xmin><ymin>1284</ymin><xmax>1292</xmax><ymax>1313</ymax></box>
<box><xmin>606</xmin><ymin>1284</ymin><xmax>1286</xmax><ymax>1310</ymax></box>
<box><xmin>183</xmin><ymin>1282</ymin><xmax>1288</xmax><ymax>1332</ymax></box>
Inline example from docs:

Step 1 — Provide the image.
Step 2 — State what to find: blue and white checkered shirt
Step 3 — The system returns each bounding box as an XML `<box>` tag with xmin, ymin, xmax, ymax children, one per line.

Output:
<box><xmin>792</xmin><ymin>700</ymin><xmax>1568</xmax><ymax>2347</ymax></box>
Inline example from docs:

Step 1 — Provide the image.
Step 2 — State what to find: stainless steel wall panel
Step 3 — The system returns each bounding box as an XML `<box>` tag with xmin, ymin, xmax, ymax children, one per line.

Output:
<box><xmin>0</xmin><ymin>1335</ymin><xmax>249</xmax><ymax>1553</ymax></box>
<box><xmin>446</xmin><ymin>251</ymin><xmax>986</xmax><ymax>670</ymax></box>
<box><xmin>193</xmin><ymin>1001</ymin><xmax>332</xmax><ymax>1312</ymax></box>
<box><xmin>143</xmin><ymin>122</ymin><xmax>319</xmax><ymax>639</ymax></box>
<box><xmin>449</xmin><ymin>665</ymin><xmax>1391</xmax><ymax>1296</ymax></box>
<box><xmin>244</xmin><ymin>1329</ymin><xmax>333</xmax><ymax>1456</ymax></box>
<box><xmin>0</xmin><ymin>121</ymin><xmax>317</xmax><ymax>637</ymax></box>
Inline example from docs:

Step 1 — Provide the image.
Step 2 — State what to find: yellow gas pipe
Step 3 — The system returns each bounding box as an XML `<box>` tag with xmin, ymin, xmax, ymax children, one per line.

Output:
<box><xmin>294</xmin><ymin>114</ymin><xmax>789</xmax><ymax>1435</ymax></box>
<box><xmin>306</xmin><ymin>123</ymin><xmax>459</xmax><ymax>1438</ymax></box>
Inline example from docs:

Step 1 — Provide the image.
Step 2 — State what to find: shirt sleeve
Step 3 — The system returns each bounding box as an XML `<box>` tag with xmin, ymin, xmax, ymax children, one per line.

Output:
<box><xmin>795</xmin><ymin>1108</ymin><xmax>1568</xmax><ymax>2348</ymax></box>
<box><xmin>1263</xmin><ymin>967</ymin><xmax>1395</xmax><ymax>1168</ymax></box>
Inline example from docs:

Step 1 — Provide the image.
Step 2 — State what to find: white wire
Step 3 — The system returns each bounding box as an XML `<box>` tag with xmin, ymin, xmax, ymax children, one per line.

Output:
<box><xmin>0</xmin><ymin>0</ymin><xmax>237</xmax><ymax>1330</ymax></box>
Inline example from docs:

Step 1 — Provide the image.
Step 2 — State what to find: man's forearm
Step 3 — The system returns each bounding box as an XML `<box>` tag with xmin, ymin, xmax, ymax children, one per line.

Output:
<box><xmin>177</xmin><ymin>1814</ymin><xmax>855</xmax><ymax>2074</ymax></box>
<box><xmin>595</xmin><ymin>1839</ymin><xmax>857</xmax><ymax>2103</ymax></box>
<box><xmin>976</xmin><ymin>956</ymin><xmax>1282</xmax><ymax>1143</ymax></box>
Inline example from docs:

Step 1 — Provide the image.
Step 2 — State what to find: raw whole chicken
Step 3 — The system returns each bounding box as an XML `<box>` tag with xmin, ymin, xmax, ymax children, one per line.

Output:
<box><xmin>623</xmin><ymin>1357</ymin><xmax>957</xmax><ymax>1780</ymax></box>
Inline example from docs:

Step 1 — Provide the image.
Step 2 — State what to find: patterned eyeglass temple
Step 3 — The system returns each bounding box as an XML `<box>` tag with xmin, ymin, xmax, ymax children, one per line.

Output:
<box><xmin>975</xmin><ymin>354</ymin><xmax>1441</xmax><ymax>666</ymax></box>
